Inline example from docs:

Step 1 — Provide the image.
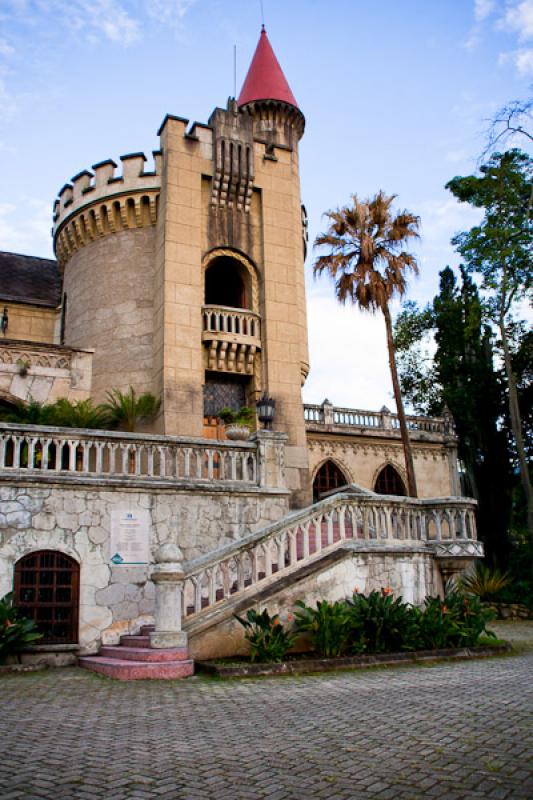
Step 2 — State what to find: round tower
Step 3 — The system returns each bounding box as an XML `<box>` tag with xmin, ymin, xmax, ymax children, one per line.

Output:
<box><xmin>52</xmin><ymin>153</ymin><xmax>161</xmax><ymax>402</ymax></box>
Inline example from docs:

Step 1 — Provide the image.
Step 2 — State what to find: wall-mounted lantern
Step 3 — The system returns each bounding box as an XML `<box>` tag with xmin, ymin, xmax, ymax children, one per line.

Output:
<box><xmin>256</xmin><ymin>395</ymin><xmax>276</xmax><ymax>430</ymax></box>
<box><xmin>0</xmin><ymin>307</ymin><xmax>7</xmax><ymax>335</ymax></box>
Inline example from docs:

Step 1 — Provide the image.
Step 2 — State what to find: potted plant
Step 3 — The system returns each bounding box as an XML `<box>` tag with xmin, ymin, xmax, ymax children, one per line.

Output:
<box><xmin>217</xmin><ymin>406</ymin><xmax>255</xmax><ymax>440</ymax></box>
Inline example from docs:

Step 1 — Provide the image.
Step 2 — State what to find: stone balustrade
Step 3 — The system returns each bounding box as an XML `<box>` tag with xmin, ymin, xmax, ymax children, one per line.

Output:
<box><xmin>202</xmin><ymin>305</ymin><xmax>261</xmax><ymax>375</ymax></box>
<box><xmin>304</xmin><ymin>400</ymin><xmax>455</xmax><ymax>438</ymax></box>
<box><xmin>0</xmin><ymin>423</ymin><xmax>261</xmax><ymax>488</ymax></box>
<box><xmin>181</xmin><ymin>488</ymin><xmax>480</xmax><ymax>621</ymax></box>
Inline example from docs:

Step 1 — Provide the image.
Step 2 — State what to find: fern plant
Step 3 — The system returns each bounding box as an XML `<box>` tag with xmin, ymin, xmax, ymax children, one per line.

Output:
<box><xmin>457</xmin><ymin>563</ymin><xmax>510</xmax><ymax>600</ymax></box>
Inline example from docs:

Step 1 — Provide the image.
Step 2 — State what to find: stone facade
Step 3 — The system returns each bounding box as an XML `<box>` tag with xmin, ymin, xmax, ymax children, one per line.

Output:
<box><xmin>0</xmin><ymin>340</ymin><xmax>93</xmax><ymax>406</ymax></box>
<box><xmin>0</xmin><ymin>481</ymin><xmax>288</xmax><ymax>654</ymax></box>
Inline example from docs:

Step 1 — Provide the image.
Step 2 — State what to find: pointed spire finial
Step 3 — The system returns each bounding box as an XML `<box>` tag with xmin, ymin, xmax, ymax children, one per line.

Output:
<box><xmin>237</xmin><ymin>27</ymin><xmax>299</xmax><ymax>109</ymax></box>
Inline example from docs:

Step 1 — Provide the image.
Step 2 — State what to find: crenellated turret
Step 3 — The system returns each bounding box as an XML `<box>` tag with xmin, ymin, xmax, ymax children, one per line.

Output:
<box><xmin>53</xmin><ymin>151</ymin><xmax>161</xmax><ymax>268</ymax></box>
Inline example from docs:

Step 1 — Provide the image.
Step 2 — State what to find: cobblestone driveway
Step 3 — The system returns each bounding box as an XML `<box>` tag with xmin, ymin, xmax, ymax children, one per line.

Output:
<box><xmin>1</xmin><ymin>622</ymin><xmax>532</xmax><ymax>800</ymax></box>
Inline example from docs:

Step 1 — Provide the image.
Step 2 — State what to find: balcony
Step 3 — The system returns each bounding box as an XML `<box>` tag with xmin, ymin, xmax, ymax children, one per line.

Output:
<box><xmin>304</xmin><ymin>400</ymin><xmax>456</xmax><ymax>441</ymax></box>
<box><xmin>202</xmin><ymin>305</ymin><xmax>261</xmax><ymax>375</ymax></box>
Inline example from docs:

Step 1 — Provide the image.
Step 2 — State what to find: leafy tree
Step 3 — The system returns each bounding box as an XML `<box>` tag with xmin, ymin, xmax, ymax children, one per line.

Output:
<box><xmin>313</xmin><ymin>191</ymin><xmax>420</xmax><ymax>496</ymax></box>
<box><xmin>446</xmin><ymin>150</ymin><xmax>533</xmax><ymax>539</ymax></box>
<box><xmin>394</xmin><ymin>267</ymin><xmax>513</xmax><ymax>565</ymax></box>
<box><xmin>102</xmin><ymin>387</ymin><xmax>161</xmax><ymax>432</ymax></box>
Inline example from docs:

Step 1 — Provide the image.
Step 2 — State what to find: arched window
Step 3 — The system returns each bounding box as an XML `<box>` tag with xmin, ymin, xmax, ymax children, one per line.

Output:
<box><xmin>313</xmin><ymin>460</ymin><xmax>349</xmax><ymax>502</ymax></box>
<box><xmin>14</xmin><ymin>551</ymin><xmax>80</xmax><ymax>644</ymax></box>
<box><xmin>374</xmin><ymin>464</ymin><xmax>406</xmax><ymax>496</ymax></box>
<box><xmin>205</xmin><ymin>256</ymin><xmax>249</xmax><ymax>309</ymax></box>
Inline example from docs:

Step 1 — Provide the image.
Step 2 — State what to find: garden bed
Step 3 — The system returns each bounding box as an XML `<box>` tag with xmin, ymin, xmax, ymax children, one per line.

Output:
<box><xmin>197</xmin><ymin>642</ymin><xmax>512</xmax><ymax>678</ymax></box>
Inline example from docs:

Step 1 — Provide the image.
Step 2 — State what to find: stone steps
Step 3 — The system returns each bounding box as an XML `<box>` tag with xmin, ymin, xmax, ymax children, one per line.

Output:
<box><xmin>100</xmin><ymin>645</ymin><xmax>190</xmax><ymax>662</ymax></box>
<box><xmin>79</xmin><ymin>623</ymin><xmax>193</xmax><ymax>680</ymax></box>
<box><xmin>79</xmin><ymin>655</ymin><xmax>194</xmax><ymax>681</ymax></box>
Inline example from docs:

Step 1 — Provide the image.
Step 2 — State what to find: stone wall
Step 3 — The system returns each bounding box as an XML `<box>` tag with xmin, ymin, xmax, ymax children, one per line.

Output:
<box><xmin>63</xmin><ymin>226</ymin><xmax>156</xmax><ymax>403</ymax></box>
<box><xmin>0</xmin><ymin>482</ymin><xmax>288</xmax><ymax>654</ymax></box>
<box><xmin>1</xmin><ymin>304</ymin><xmax>58</xmax><ymax>345</ymax></box>
<box><xmin>307</xmin><ymin>434</ymin><xmax>458</xmax><ymax>498</ymax></box>
<box><xmin>0</xmin><ymin>341</ymin><xmax>92</xmax><ymax>406</ymax></box>
<box><xmin>189</xmin><ymin>549</ymin><xmax>442</xmax><ymax>660</ymax></box>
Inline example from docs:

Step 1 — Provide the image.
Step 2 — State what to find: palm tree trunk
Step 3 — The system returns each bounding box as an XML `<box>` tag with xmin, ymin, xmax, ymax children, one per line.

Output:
<box><xmin>383</xmin><ymin>305</ymin><xmax>418</xmax><ymax>497</ymax></box>
<box><xmin>499</xmin><ymin>315</ymin><xmax>533</xmax><ymax>539</ymax></box>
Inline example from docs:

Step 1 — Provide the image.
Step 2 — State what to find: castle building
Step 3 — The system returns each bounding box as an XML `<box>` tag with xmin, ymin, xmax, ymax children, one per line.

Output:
<box><xmin>0</xmin><ymin>28</ymin><xmax>480</xmax><ymax>669</ymax></box>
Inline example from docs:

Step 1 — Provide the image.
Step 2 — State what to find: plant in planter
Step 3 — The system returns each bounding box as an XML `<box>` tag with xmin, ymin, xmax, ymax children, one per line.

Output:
<box><xmin>234</xmin><ymin>608</ymin><xmax>296</xmax><ymax>662</ymax></box>
<box><xmin>217</xmin><ymin>406</ymin><xmax>255</xmax><ymax>440</ymax></box>
<box><xmin>0</xmin><ymin>593</ymin><xmax>42</xmax><ymax>663</ymax></box>
<box><xmin>346</xmin><ymin>588</ymin><xmax>421</xmax><ymax>653</ymax></box>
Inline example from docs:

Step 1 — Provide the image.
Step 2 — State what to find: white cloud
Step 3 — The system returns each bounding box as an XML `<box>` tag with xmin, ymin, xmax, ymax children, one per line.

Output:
<box><xmin>304</xmin><ymin>291</ymin><xmax>395</xmax><ymax>411</ymax></box>
<box><xmin>0</xmin><ymin>199</ymin><xmax>53</xmax><ymax>258</ymax></box>
<box><xmin>475</xmin><ymin>0</ymin><xmax>496</xmax><ymax>21</ymax></box>
<box><xmin>147</xmin><ymin>0</ymin><xmax>197</xmax><ymax>23</ymax></box>
<box><xmin>499</xmin><ymin>46</ymin><xmax>533</xmax><ymax>73</ymax></box>
<box><xmin>499</xmin><ymin>0</ymin><xmax>533</xmax><ymax>41</ymax></box>
<box><xmin>60</xmin><ymin>1</ymin><xmax>141</xmax><ymax>47</ymax></box>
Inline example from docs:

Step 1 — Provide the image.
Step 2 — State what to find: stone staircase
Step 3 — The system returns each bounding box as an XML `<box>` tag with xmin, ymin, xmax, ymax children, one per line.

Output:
<box><xmin>79</xmin><ymin>625</ymin><xmax>194</xmax><ymax>680</ymax></box>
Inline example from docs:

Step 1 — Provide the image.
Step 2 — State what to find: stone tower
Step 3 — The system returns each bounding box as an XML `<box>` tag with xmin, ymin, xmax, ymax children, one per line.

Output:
<box><xmin>52</xmin><ymin>27</ymin><xmax>311</xmax><ymax>505</ymax></box>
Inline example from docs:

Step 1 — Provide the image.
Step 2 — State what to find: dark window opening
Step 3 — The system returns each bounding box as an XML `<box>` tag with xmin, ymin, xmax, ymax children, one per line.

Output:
<box><xmin>313</xmin><ymin>460</ymin><xmax>349</xmax><ymax>502</ymax></box>
<box><xmin>374</xmin><ymin>464</ymin><xmax>406</xmax><ymax>496</ymax></box>
<box><xmin>60</xmin><ymin>294</ymin><xmax>67</xmax><ymax>344</ymax></box>
<box><xmin>14</xmin><ymin>550</ymin><xmax>79</xmax><ymax>644</ymax></box>
<box><xmin>205</xmin><ymin>256</ymin><xmax>249</xmax><ymax>309</ymax></box>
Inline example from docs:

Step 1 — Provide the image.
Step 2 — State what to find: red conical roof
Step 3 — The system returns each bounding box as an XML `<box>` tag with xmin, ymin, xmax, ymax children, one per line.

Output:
<box><xmin>238</xmin><ymin>26</ymin><xmax>298</xmax><ymax>109</ymax></box>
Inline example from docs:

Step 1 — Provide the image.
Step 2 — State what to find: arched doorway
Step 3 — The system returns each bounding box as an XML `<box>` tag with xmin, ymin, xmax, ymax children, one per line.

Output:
<box><xmin>313</xmin><ymin>460</ymin><xmax>349</xmax><ymax>502</ymax></box>
<box><xmin>14</xmin><ymin>551</ymin><xmax>80</xmax><ymax>643</ymax></box>
<box><xmin>374</xmin><ymin>464</ymin><xmax>407</xmax><ymax>496</ymax></box>
<box><xmin>205</xmin><ymin>255</ymin><xmax>250</xmax><ymax>309</ymax></box>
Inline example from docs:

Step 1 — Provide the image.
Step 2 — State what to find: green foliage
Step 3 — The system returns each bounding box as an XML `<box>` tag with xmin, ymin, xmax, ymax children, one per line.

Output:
<box><xmin>234</xmin><ymin>608</ymin><xmax>296</xmax><ymax>663</ymax></box>
<box><xmin>393</xmin><ymin>302</ymin><xmax>439</xmax><ymax>414</ymax></box>
<box><xmin>46</xmin><ymin>398</ymin><xmax>110</xmax><ymax>429</ymax></box>
<box><xmin>457</xmin><ymin>562</ymin><xmax>510</xmax><ymax>599</ymax></box>
<box><xmin>293</xmin><ymin>599</ymin><xmax>351</xmax><ymax>657</ymax></box>
<box><xmin>346</xmin><ymin>589</ymin><xmax>421</xmax><ymax>653</ymax></box>
<box><xmin>101</xmin><ymin>388</ymin><xmax>161</xmax><ymax>432</ymax></box>
<box><xmin>217</xmin><ymin>406</ymin><xmax>255</xmax><ymax>427</ymax></box>
<box><xmin>418</xmin><ymin>591</ymin><xmax>495</xmax><ymax>649</ymax></box>
<box><xmin>0</xmin><ymin>398</ymin><xmax>53</xmax><ymax>425</ymax></box>
<box><xmin>0</xmin><ymin>593</ymin><xmax>43</xmax><ymax>662</ymax></box>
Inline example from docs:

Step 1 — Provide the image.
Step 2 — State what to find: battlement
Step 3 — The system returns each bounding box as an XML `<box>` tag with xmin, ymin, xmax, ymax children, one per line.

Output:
<box><xmin>53</xmin><ymin>150</ymin><xmax>162</xmax><ymax>234</ymax></box>
<box><xmin>53</xmin><ymin>151</ymin><xmax>162</xmax><ymax>267</ymax></box>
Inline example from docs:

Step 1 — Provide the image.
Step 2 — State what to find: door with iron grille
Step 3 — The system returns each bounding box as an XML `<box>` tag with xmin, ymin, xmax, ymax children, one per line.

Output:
<box><xmin>14</xmin><ymin>551</ymin><xmax>80</xmax><ymax>644</ymax></box>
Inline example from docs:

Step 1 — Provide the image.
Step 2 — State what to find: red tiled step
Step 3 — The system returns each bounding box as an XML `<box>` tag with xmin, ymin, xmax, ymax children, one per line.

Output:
<box><xmin>79</xmin><ymin>656</ymin><xmax>194</xmax><ymax>681</ymax></box>
<box><xmin>120</xmin><ymin>635</ymin><xmax>150</xmax><ymax>648</ymax></box>
<box><xmin>140</xmin><ymin>625</ymin><xmax>155</xmax><ymax>635</ymax></box>
<box><xmin>100</xmin><ymin>645</ymin><xmax>190</xmax><ymax>662</ymax></box>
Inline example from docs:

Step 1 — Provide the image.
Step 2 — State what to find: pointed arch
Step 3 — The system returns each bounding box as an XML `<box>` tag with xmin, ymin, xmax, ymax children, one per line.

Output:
<box><xmin>312</xmin><ymin>458</ymin><xmax>350</xmax><ymax>502</ymax></box>
<box><xmin>374</xmin><ymin>463</ymin><xmax>407</xmax><ymax>496</ymax></box>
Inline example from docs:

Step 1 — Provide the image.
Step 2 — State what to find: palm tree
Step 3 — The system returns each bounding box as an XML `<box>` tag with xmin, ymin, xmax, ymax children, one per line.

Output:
<box><xmin>313</xmin><ymin>191</ymin><xmax>420</xmax><ymax>497</ymax></box>
<box><xmin>102</xmin><ymin>388</ymin><xmax>161</xmax><ymax>432</ymax></box>
<box><xmin>47</xmin><ymin>398</ymin><xmax>109</xmax><ymax>430</ymax></box>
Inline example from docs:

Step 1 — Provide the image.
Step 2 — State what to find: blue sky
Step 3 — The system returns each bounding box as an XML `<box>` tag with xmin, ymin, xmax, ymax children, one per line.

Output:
<box><xmin>1</xmin><ymin>0</ymin><xmax>531</xmax><ymax>411</ymax></box>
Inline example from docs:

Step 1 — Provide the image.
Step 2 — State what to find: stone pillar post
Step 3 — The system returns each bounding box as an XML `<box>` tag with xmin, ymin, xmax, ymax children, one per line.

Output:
<box><xmin>321</xmin><ymin>398</ymin><xmax>334</xmax><ymax>426</ymax></box>
<box><xmin>380</xmin><ymin>405</ymin><xmax>393</xmax><ymax>430</ymax></box>
<box><xmin>149</xmin><ymin>543</ymin><xmax>188</xmax><ymax>650</ymax></box>
<box><xmin>251</xmin><ymin>430</ymin><xmax>288</xmax><ymax>491</ymax></box>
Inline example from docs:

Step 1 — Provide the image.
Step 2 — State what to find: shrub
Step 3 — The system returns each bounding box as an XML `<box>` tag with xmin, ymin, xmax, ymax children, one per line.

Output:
<box><xmin>418</xmin><ymin>590</ymin><xmax>495</xmax><ymax>649</ymax></box>
<box><xmin>457</xmin><ymin>562</ymin><xmax>510</xmax><ymax>600</ymax></box>
<box><xmin>234</xmin><ymin>608</ymin><xmax>296</xmax><ymax>663</ymax></box>
<box><xmin>346</xmin><ymin>589</ymin><xmax>421</xmax><ymax>653</ymax></box>
<box><xmin>0</xmin><ymin>593</ymin><xmax>42</xmax><ymax>662</ymax></box>
<box><xmin>293</xmin><ymin>599</ymin><xmax>351</xmax><ymax>657</ymax></box>
<box><xmin>217</xmin><ymin>406</ymin><xmax>255</xmax><ymax>427</ymax></box>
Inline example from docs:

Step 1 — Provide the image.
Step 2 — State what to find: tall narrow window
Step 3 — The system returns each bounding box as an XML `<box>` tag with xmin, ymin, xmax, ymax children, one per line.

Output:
<box><xmin>60</xmin><ymin>293</ymin><xmax>67</xmax><ymax>344</ymax></box>
<box><xmin>374</xmin><ymin>464</ymin><xmax>406</xmax><ymax>496</ymax></box>
<box><xmin>313</xmin><ymin>460</ymin><xmax>348</xmax><ymax>502</ymax></box>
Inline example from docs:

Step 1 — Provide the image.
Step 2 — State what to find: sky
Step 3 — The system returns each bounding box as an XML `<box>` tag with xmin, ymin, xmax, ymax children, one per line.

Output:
<box><xmin>0</xmin><ymin>0</ymin><xmax>531</xmax><ymax>412</ymax></box>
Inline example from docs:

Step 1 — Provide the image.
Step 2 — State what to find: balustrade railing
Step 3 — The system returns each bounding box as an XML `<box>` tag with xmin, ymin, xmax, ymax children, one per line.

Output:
<box><xmin>182</xmin><ymin>492</ymin><xmax>478</xmax><ymax>620</ymax></box>
<box><xmin>0</xmin><ymin>423</ymin><xmax>258</xmax><ymax>486</ymax></box>
<box><xmin>303</xmin><ymin>403</ymin><xmax>453</xmax><ymax>435</ymax></box>
<box><xmin>202</xmin><ymin>305</ymin><xmax>261</xmax><ymax>341</ymax></box>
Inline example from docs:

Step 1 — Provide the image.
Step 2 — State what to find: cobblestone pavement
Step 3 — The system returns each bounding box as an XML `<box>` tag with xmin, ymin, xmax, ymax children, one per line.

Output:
<box><xmin>1</xmin><ymin>622</ymin><xmax>532</xmax><ymax>800</ymax></box>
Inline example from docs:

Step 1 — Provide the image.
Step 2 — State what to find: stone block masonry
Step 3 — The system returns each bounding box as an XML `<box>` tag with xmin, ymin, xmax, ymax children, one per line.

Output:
<box><xmin>0</xmin><ymin>482</ymin><xmax>288</xmax><ymax>654</ymax></box>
